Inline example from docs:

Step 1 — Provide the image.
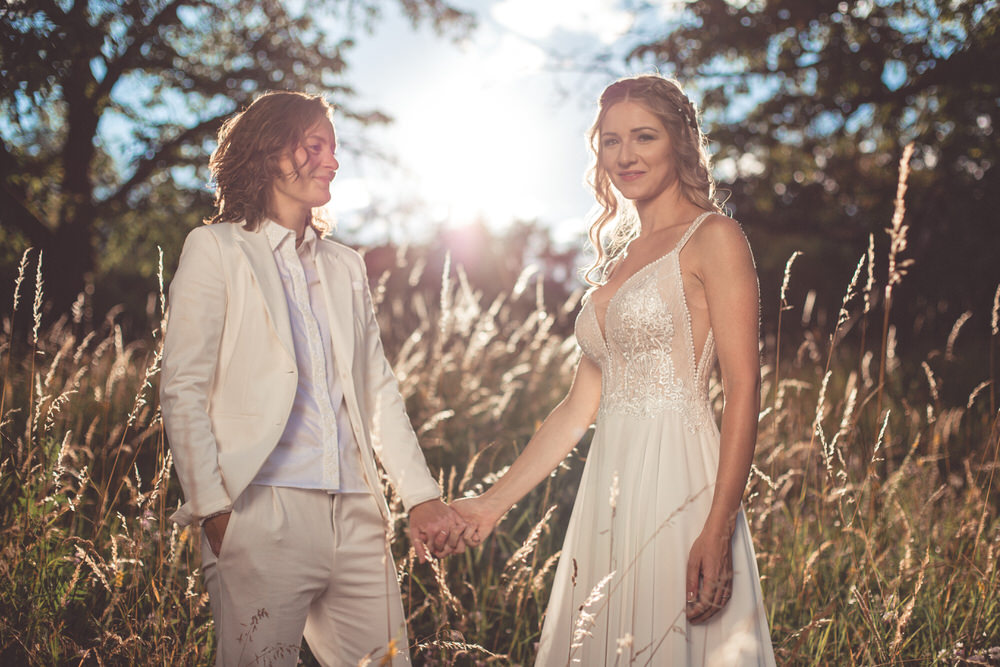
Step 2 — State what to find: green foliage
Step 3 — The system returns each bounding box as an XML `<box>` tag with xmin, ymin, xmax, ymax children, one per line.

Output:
<box><xmin>0</xmin><ymin>0</ymin><xmax>473</xmax><ymax>312</ymax></box>
<box><xmin>626</xmin><ymin>0</ymin><xmax>1000</xmax><ymax>338</ymax></box>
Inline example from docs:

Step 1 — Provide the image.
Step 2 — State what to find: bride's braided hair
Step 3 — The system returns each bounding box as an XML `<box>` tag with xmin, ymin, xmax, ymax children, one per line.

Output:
<box><xmin>584</xmin><ymin>75</ymin><xmax>722</xmax><ymax>285</ymax></box>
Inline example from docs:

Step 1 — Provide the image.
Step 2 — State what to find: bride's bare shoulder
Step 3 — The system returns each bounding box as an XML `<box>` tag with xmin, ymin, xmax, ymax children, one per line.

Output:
<box><xmin>689</xmin><ymin>213</ymin><xmax>753</xmax><ymax>258</ymax></box>
<box><xmin>682</xmin><ymin>213</ymin><xmax>756</xmax><ymax>283</ymax></box>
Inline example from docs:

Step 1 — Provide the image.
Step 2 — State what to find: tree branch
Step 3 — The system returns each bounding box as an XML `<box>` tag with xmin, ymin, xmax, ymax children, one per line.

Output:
<box><xmin>97</xmin><ymin>112</ymin><xmax>231</xmax><ymax>214</ymax></box>
<box><xmin>96</xmin><ymin>0</ymin><xmax>191</xmax><ymax>100</ymax></box>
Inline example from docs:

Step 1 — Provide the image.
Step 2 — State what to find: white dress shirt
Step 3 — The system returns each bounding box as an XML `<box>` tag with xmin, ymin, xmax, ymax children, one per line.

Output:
<box><xmin>251</xmin><ymin>220</ymin><xmax>367</xmax><ymax>493</ymax></box>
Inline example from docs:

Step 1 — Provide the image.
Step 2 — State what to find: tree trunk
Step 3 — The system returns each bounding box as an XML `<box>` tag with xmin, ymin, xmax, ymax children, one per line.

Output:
<box><xmin>42</xmin><ymin>212</ymin><xmax>96</xmax><ymax>319</ymax></box>
<box><xmin>47</xmin><ymin>38</ymin><xmax>101</xmax><ymax>318</ymax></box>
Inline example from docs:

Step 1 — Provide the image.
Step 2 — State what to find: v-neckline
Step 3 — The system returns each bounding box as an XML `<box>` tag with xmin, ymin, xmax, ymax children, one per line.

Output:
<box><xmin>589</xmin><ymin>212</ymin><xmax>711</xmax><ymax>344</ymax></box>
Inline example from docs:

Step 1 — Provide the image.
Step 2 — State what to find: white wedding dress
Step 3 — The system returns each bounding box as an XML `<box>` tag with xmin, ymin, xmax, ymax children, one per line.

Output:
<box><xmin>535</xmin><ymin>213</ymin><xmax>776</xmax><ymax>666</ymax></box>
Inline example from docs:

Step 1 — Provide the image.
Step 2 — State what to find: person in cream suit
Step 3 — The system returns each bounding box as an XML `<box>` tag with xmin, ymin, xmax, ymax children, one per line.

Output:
<box><xmin>160</xmin><ymin>91</ymin><xmax>466</xmax><ymax>666</ymax></box>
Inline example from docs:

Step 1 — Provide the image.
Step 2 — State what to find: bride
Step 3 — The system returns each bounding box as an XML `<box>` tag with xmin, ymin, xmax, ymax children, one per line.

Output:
<box><xmin>454</xmin><ymin>74</ymin><xmax>776</xmax><ymax>665</ymax></box>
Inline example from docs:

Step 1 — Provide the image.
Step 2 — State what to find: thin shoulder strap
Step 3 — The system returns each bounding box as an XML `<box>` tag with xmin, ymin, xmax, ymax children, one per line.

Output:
<box><xmin>676</xmin><ymin>211</ymin><xmax>713</xmax><ymax>253</ymax></box>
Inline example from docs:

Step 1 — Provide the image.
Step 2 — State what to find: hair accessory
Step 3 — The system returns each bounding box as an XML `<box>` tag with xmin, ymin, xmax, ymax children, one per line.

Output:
<box><xmin>677</xmin><ymin>105</ymin><xmax>698</xmax><ymax>131</ymax></box>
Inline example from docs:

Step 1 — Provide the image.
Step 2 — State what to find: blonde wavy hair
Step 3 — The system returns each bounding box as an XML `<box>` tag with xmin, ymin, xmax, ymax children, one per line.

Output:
<box><xmin>206</xmin><ymin>90</ymin><xmax>334</xmax><ymax>234</ymax></box>
<box><xmin>584</xmin><ymin>74</ymin><xmax>722</xmax><ymax>285</ymax></box>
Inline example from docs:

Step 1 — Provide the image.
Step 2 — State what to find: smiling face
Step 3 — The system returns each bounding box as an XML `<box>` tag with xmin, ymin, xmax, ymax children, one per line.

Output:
<box><xmin>269</xmin><ymin>117</ymin><xmax>339</xmax><ymax>224</ymax></box>
<box><xmin>598</xmin><ymin>100</ymin><xmax>678</xmax><ymax>205</ymax></box>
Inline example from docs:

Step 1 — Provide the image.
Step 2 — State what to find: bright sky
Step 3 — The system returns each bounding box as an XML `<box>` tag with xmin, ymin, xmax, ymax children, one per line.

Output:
<box><xmin>325</xmin><ymin>0</ymin><xmax>646</xmax><ymax>247</ymax></box>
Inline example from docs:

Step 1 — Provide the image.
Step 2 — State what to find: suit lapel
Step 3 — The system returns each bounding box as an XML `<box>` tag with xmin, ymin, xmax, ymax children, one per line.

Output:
<box><xmin>315</xmin><ymin>246</ymin><xmax>356</xmax><ymax>375</ymax></box>
<box><xmin>233</xmin><ymin>225</ymin><xmax>296</xmax><ymax>360</ymax></box>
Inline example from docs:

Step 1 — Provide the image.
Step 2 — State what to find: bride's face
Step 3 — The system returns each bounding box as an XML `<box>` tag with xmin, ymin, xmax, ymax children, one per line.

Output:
<box><xmin>598</xmin><ymin>101</ymin><xmax>678</xmax><ymax>203</ymax></box>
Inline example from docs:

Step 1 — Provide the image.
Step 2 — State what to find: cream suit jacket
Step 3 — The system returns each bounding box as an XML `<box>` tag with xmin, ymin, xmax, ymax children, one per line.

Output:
<box><xmin>160</xmin><ymin>222</ymin><xmax>441</xmax><ymax>527</ymax></box>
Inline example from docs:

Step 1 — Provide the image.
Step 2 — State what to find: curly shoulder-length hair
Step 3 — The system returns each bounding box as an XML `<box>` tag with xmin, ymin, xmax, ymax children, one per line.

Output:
<box><xmin>206</xmin><ymin>90</ymin><xmax>334</xmax><ymax>233</ymax></box>
<box><xmin>584</xmin><ymin>74</ymin><xmax>723</xmax><ymax>285</ymax></box>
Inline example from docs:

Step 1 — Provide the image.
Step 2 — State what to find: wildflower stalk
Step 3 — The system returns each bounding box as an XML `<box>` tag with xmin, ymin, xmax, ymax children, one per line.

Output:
<box><xmin>25</xmin><ymin>251</ymin><xmax>44</xmax><ymax>449</ymax></box>
<box><xmin>991</xmin><ymin>284</ymin><xmax>999</xmax><ymax>414</ymax></box>
<box><xmin>876</xmin><ymin>143</ymin><xmax>915</xmax><ymax>431</ymax></box>
<box><xmin>773</xmin><ymin>251</ymin><xmax>802</xmax><ymax>422</ymax></box>
<box><xmin>858</xmin><ymin>234</ymin><xmax>875</xmax><ymax>389</ymax></box>
<box><xmin>1</xmin><ymin>248</ymin><xmax>33</xmax><ymax>427</ymax></box>
<box><xmin>809</xmin><ymin>251</ymin><xmax>866</xmax><ymax>486</ymax></box>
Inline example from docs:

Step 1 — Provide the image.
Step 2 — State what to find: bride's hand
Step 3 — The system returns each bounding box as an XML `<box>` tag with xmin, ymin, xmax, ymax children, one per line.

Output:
<box><xmin>452</xmin><ymin>495</ymin><xmax>503</xmax><ymax>547</ymax></box>
<box><xmin>685</xmin><ymin>523</ymin><xmax>734</xmax><ymax>624</ymax></box>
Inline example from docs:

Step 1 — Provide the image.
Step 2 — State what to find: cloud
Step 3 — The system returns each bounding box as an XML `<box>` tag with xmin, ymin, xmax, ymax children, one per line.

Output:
<box><xmin>491</xmin><ymin>0</ymin><xmax>633</xmax><ymax>44</ymax></box>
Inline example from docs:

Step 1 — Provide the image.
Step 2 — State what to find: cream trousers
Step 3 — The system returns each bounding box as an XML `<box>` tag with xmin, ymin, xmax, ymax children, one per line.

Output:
<box><xmin>200</xmin><ymin>485</ymin><xmax>410</xmax><ymax>667</ymax></box>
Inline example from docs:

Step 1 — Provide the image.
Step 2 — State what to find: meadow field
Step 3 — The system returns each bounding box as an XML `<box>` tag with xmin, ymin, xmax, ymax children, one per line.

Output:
<box><xmin>1</xmin><ymin>160</ymin><xmax>998</xmax><ymax>665</ymax></box>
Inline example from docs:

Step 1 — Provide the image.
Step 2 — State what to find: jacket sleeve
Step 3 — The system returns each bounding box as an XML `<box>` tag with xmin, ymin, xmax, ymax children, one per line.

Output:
<box><xmin>160</xmin><ymin>227</ymin><xmax>232</xmax><ymax>525</ymax></box>
<box><xmin>354</xmin><ymin>254</ymin><xmax>442</xmax><ymax>511</ymax></box>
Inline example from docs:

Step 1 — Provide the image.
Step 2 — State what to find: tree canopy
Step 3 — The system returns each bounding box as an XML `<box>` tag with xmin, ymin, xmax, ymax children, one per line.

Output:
<box><xmin>1</xmin><ymin>0</ymin><xmax>471</xmax><ymax>315</ymax></box>
<box><xmin>627</xmin><ymin>0</ymin><xmax>999</xmax><ymax>337</ymax></box>
<box><xmin>3</xmin><ymin>0</ymin><xmax>998</xmax><ymax>341</ymax></box>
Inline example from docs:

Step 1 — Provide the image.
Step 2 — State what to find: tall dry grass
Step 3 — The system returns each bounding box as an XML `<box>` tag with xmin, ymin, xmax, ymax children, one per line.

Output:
<box><xmin>1</xmin><ymin>146</ymin><xmax>998</xmax><ymax>665</ymax></box>
<box><xmin>0</xmin><ymin>248</ymin><xmax>213</xmax><ymax>664</ymax></box>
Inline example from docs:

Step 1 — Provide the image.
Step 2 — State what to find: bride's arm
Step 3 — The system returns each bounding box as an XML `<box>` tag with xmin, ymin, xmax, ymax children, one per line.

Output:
<box><xmin>686</xmin><ymin>215</ymin><xmax>762</xmax><ymax>623</ymax></box>
<box><xmin>453</xmin><ymin>356</ymin><xmax>602</xmax><ymax>543</ymax></box>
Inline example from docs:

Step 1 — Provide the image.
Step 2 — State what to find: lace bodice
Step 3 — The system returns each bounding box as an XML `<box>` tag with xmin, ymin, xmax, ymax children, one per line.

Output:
<box><xmin>575</xmin><ymin>213</ymin><xmax>716</xmax><ymax>431</ymax></box>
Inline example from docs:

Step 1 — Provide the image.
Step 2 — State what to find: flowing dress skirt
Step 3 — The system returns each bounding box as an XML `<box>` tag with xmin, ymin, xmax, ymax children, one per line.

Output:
<box><xmin>534</xmin><ymin>410</ymin><xmax>775</xmax><ymax>666</ymax></box>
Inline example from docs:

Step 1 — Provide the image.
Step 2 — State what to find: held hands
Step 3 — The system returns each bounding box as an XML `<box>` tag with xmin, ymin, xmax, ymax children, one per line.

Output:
<box><xmin>685</xmin><ymin>519</ymin><xmax>735</xmax><ymax>624</ymax></box>
<box><xmin>206</xmin><ymin>501</ymin><xmax>468</xmax><ymax>564</ymax></box>
<box><xmin>408</xmin><ymin>499</ymin><xmax>468</xmax><ymax>563</ymax></box>
<box><xmin>451</xmin><ymin>495</ymin><xmax>504</xmax><ymax>548</ymax></box>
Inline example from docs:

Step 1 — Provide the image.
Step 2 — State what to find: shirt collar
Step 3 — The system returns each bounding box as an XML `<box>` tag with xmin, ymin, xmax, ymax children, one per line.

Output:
<box><xmin>260</xmin><ymin>219</ymin><xmax>318</xmax><ymax>255</ymax></box>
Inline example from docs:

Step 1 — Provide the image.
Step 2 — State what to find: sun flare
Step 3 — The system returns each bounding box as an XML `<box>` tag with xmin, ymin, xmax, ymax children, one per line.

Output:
<box><xmin>393</xmin><ymin>80</ymin><xmax>553</xmax><ymax>226</ymax></box>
